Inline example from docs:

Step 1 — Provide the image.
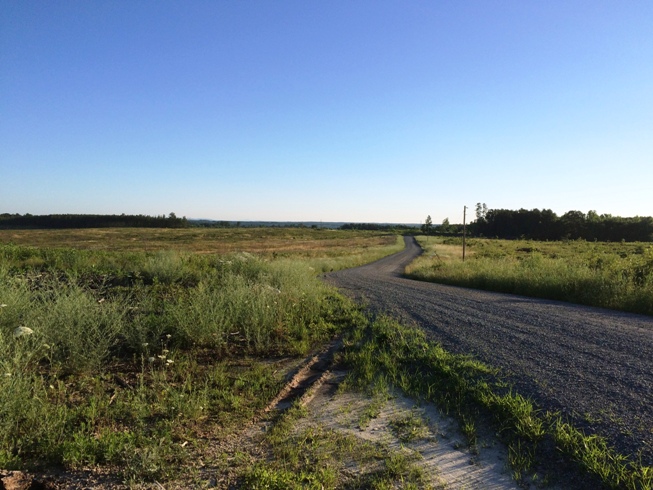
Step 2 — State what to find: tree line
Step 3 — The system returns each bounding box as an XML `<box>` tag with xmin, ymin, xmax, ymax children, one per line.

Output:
<box><xmin>340</xmin><ymin>223</ymin><xmax>418</xmax><ymax>232</ymax></box>
<box><xmin>0</xmin><ymin>213</ymin><xmax>190</xmax><ymax>229</ymax></box>
<box><xmin>471</xmin><ymin>207</ymin><xmax>653</xmax><ymax>242</ymax></box>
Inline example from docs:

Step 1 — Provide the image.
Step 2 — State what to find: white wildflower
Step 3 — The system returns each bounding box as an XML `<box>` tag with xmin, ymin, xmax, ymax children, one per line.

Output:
<box><xmin>142</xmin><ymin>343</ymin><xmax>149</xmax><ymax>347</ymax></box>
<box><xmin>148</xmin><ymin>357</ymin><xmax>156</xmax><ymax>363</ymax></box>
<box><xmin>166</xmin><ymin>359</ymin><xmax>174</xmax><ymax>365</ymax></box>
<box><xmin>13</xmin><ymin>326</ymin><xmax>34</xmax><ymax>338</ymax></box>
<box><xmin>0</xmin><ymin>304</ymin><xmax>7</xmax><ymax>308</ymax></box>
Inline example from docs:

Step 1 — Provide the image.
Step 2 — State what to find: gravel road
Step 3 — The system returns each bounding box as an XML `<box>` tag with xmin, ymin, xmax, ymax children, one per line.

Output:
<box><xmin>325</xmin><ymin>236</ymin><xmax>653</xmax><ymax>464</ymax></box>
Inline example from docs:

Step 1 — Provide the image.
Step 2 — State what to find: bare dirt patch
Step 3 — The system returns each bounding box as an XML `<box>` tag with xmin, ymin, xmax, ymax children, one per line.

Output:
<box><xmin>299</xmin><ymin>370</ymin><xmax>524</xmax><ymax>489</ymax></box>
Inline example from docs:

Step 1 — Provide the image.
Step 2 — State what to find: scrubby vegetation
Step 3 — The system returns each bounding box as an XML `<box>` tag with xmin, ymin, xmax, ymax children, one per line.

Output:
<box><xmin>408</xmin><ymin>237</ymin><xmax>653</xmax><ymax>315</ymax></box>
<box><xmin>0</xmin><ymin>226</ymin><xmax>402</xmax><ymax>258</ymax></box>
<box><xmin>2</xmin><ymin>228</ymin><xmax>650</xmax><ymax>488</ymax></box>
<box><xmin>0</xmin><ymin>230</ymin><xmax>402</xmax><ymax>484</ymax></box>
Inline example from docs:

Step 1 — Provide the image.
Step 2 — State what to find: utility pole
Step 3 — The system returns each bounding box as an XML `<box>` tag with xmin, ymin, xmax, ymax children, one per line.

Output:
<box><xmin>462</xmin><ymin>205</ymin><xmax>467</xmax><ymax>262</ymax></box>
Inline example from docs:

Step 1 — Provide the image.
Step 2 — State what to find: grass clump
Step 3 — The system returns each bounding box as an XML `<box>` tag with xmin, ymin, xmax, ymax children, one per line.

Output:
<box><xmin>389</xmin><ymin>410</ymin><xmax>429</xmax><ymax>443</ymax></box>
<box><xmin>550</xmin><ymin>416</ymin><xmax>653</xmax><ymax>489</ymax></box>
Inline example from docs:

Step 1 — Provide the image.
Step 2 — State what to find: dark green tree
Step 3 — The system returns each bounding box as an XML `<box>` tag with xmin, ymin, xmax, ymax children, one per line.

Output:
<box><xmin>475</xmin><ymin>202</ymin><xmax>488</xmax><ymax>221</ymax></box>
<box><xmin>441</xmin><ymin>217</ymin><xmax>450</xmax><ymax>233</ymax></box>
<box><xmin>421</xmin><ymin>215</ymin><xmax>433</xmax><ymax>235</ymax></box>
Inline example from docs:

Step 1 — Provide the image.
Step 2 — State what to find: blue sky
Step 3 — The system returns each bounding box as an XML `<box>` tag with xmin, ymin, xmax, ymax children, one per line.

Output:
<box><xmin>2</xmin><ymin>1</ymin><xmax>652</xmax><ymax>224</ymax></box>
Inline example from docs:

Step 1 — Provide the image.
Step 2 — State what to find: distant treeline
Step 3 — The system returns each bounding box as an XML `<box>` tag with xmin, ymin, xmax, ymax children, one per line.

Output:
<box><xmin>471</xmin><ymin>209</ymin><xmax>653</xmax><ymax>242</ymax></box>
<box><xmin>192</xmin><ymin>220</ymin><xmax>237</xmax><ymax>228</ymax></box>
<box><xmin>340</xmin><ymin>223</ymin><xmax>419</xmax><ymax>231</ymax></box>
<box><xmin>0</xmin><ymin>213</ymin><xmax>189</xmax><ymax>229</ymax></box>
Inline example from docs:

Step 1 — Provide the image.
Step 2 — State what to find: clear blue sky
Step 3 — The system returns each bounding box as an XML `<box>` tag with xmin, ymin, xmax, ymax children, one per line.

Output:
<box><xmin>2</xmin><ymin>1</ymin><xmax>652</xmax><ymax>224</ymax></box>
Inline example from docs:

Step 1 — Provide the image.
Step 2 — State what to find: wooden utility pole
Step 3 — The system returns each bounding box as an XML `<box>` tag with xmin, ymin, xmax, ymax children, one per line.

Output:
<box><xmin>462</xmin><ymin>205</ymin><xmax>467</xmax><ymax>262</ymax></box>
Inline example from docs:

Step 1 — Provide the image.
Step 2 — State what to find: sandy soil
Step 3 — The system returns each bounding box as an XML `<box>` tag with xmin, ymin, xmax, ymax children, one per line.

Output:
<box><xmin>301</xmin><ymin>369</ymin><xmax>524</xmax><ymax>489</ymax></box>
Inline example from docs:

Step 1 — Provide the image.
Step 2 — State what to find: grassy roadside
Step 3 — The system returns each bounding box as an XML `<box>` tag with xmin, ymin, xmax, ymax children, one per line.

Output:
<box><xmin>242</xmin><ymin>400</ymin><xmax>431</xmax><ymax>489</ymax></box>
<box><xmin>303</xmin><ymin>234</ymin><xmax>404</xmax><ymax>273</ymax></box>
<box><xmin>236</xmin><ymin>306</ymin><xmax>434</xmax><ymax>490</ymax></box>
<box><xmin>339</xmin><ymin>313</ymin><xmax>652</xmax><ymax>490</ymax></box>
<box><xmin>407</xmin><ymin>236</ymin><xmax>653</xmax><ymax>316</ymax></box>
<box><xmin>0</xmin><ymin>256</ymin><xmax>332</xmax><ymax>480</ymax></box>
<box><xmin>230</xmin><ymin>298</ymin><xmax>652</xmax><ymax>489</ymax></box>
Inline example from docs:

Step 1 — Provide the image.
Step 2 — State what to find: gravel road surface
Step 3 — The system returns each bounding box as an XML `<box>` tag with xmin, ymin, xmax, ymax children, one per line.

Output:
<box><xmin>325</xmin><ymin>236</ymin><xmax>653</xmax><ymax>464</ymax></box>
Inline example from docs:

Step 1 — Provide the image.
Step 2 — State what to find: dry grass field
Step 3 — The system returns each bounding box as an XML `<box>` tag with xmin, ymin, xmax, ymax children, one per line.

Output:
<box><xmin>0</xmin><ymin>227</ymin><xmax>396</xmax><ymax>256</ymax></box>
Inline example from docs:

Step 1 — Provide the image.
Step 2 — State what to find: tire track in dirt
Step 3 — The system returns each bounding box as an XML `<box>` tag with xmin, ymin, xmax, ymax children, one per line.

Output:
<box><xmin>325</xmin><ymin>236</ymin><xmax>653</xmax><ymax>465</ymax></box>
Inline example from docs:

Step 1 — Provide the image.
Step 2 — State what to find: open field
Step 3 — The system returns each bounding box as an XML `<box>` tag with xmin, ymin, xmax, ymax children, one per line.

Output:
<box><xmin>0</xmin><ymin>227</ymin><xmax>397</xmax><ymax>256</ymax></box>
<box><xmin>0</xmin><ymin>227</ymin><xmax>404</xmax><ymax>276</ymax></box>
<box><xmin>1</xmin><ymin>229</ymin><xmax>440</xmax><ymax>489</ymax></box>
<box><xmin>2</xmin><ymin>229</ymin><xmax>651</xmax><ymax>489</ymax></box>
<box><xmin>407</xmin><ymin>236</ymin><xmax>653</xmax><ymax>316</ymax></box>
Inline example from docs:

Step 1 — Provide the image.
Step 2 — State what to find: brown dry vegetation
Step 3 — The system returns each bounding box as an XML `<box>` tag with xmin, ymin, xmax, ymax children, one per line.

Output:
<box><xmin>0</xmin><ymin>227</ymin><xmax>396</xmax><ymax>255</ymax></box>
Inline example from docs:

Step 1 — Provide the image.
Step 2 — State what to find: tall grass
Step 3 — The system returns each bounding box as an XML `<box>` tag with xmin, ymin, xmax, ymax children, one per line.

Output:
<box><xmin>0</xmin><ymin>253</ymin><xmax>307</xmax><ymax>471</ymax></box>
<box><xmin>407</xmin><ymin>237</ymin><xmax>653</xmax><ymax>315</ymax></box>
<box><xmin>0</xmin><ymin>236</ymin><xmax>398</xmax><ymax>478</ymax></box>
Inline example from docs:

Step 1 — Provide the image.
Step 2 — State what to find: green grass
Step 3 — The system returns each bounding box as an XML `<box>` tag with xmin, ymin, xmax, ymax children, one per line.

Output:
<box><xmin>408</xmin><ymin>236</ymin><xmax>653</xmax><ymax>315</ymax></box>
<box><xmin>3</xmin><ymin>230</ymin><xmax>651</xmax><ymax>488</ymax></box>
<box><xmin>389</xmin><ymin>410</ymin><xmax>429</xmax><ymax>443</ymax></box>
<box><xmin>0</xmin><ymin>232</ymin><xmax>403</xmax><ymax>482</ymax></box>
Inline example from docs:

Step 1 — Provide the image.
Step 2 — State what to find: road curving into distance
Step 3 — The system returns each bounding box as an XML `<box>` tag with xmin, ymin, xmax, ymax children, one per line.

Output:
<box><xmin>325</xmin><ymin>236</ymin><xmax>653</xmax><ymax>464</ymax></box>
